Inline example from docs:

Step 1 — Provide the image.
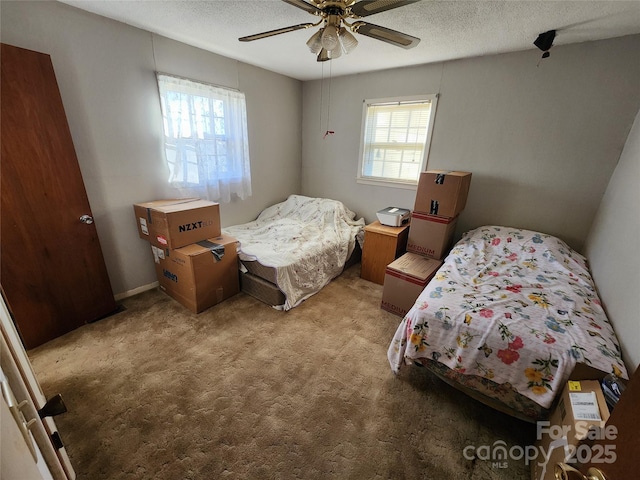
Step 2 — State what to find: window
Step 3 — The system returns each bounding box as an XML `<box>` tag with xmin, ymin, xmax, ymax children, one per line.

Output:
<box><xmin>157</xmin><ymin>73</ymin><xmax>252</xmax><ymax>202</ymax></box>
<box><xmin>357</xmin><ymin>95</ymin><xmax>438</xmax><ymax>187</ymax></box>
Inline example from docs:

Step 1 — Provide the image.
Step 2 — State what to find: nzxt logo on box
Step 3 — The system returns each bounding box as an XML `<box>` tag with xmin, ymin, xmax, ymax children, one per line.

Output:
<box><xmin>178</xmin><ymin>220</ymin><xmax>213</xmax><ymax>232</ymax></box>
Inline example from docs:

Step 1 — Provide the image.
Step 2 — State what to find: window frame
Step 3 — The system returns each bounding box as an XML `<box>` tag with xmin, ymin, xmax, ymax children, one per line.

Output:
<box><xmin>156</xmin><ymin>73</ymin><xmax>252</xmax><ymax>199</ymax></box>
<box><xmin>356</xmin><ymin>94</ymin><xmax>439</xmax><ymax>189</ymax></box>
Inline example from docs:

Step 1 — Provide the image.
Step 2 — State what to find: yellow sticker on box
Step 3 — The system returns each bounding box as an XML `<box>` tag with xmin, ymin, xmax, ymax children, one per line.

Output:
<box><xmin>568</xmin><ymin>380</ymin><xmax>582</xmax><ymax>391</ymax></box>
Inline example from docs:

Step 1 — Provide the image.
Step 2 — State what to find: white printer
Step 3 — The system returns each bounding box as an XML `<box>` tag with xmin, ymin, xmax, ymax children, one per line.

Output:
<box><xmin>376</xmin><ymin>207</ymin><xmax>411</xmax><ymax>227</ymax></box>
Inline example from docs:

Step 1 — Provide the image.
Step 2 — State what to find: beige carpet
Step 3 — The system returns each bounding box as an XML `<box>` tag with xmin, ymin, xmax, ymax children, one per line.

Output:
<box><xmin>29</xmin><ymin>265</ymin><xmax>535</xmax><ymax>479</ymax></box>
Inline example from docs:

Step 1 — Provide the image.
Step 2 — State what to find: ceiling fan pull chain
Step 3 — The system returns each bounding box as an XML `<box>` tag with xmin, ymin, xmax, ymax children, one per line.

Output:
<box><xmin>327</xmin><ymin>60</ymin><xmax>332</xmax><ymax>134</ymax></box>
<box><xmin>320</xmin><ymin>61</ymin><xmax>325</xmax><ymax>135</ymax></box>
<box><xmin>324</xmin><ymin>60</ymin><xmax>335</xmax><ymax>139</ymax></box>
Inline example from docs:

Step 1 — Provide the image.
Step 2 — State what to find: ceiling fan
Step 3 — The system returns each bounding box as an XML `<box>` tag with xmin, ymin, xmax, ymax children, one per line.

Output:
<box><xmin>239</xmin><ymin>0</ymin><xmax>421</xmax><ymax>62</ymax></box>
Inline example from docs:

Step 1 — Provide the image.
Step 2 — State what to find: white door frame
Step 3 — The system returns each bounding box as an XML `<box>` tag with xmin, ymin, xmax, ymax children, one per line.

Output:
<box><xmin>0</xmin><ymin>293</ymin><xmax>75</xmax><ymax>480</ymax></box>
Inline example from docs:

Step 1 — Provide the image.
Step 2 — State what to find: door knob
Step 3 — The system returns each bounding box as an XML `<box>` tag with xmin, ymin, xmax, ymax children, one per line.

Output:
<box><xmin>79</xmin><ymin>214</ymin><xmax>94</xmax><ymax>224</ymax></box>
<box><xmin>555</xmin><ymin>464</ymin><xmax>608</xmax><ymax>480</ymax></box>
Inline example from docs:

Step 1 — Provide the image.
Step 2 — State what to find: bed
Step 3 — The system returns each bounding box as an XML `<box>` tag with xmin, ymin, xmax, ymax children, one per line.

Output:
<box><xmin>222</xmin><ymin>195</ymin><xmax>364</xmax><ymax>310</ymax></box>
<box><xmin>388</xmin><ymin>225</ymin><xmax>628</xmax><ymax>422</ymax></box>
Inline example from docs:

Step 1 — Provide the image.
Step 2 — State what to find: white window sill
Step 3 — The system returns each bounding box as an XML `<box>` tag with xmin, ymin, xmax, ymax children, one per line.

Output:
<box><xmin>356</xmin><ymin>177</ymin><xmax>418</xmax><ymax>190</ymax></box>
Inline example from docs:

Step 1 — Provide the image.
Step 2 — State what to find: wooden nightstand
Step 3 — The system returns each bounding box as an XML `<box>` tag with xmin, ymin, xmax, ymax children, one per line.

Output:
<box><xmin>361</xmin><ymin>221</ymin><xmax>410</xmax><ymax>285</ymax></box>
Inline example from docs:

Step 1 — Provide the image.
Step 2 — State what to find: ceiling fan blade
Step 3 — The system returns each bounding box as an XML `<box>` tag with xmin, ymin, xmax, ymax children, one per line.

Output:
<box><xmin>352</xmin><ymin>21</ymin><xmax>420</xmax><ymax>49</ymax></box>
<box><xmin>282</xmin><ymin>0</ymin><xmax>322</xmax><ymax>15</ymax></box>
<box><xmin>239</xmin><ymin>23</ymin><xmax>315</xmax><ymax>42</ymax></box>
<box><xmin>350</xmin><ymin>0</ymin><xmax>420</xmax><ymax>18</ymax></box>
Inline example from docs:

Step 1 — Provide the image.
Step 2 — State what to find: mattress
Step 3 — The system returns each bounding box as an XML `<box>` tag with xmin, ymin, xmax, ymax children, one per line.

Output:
<box><xmin>241</xmin><ymin>259</ymin><xmax>277</xmax><ymax>284</ymax></box>
<box><xmin>239</xmin><ymin>243</ymin><xmax>362</xmax><ymax>307</ymax></box>
<box><xmin>240</xmin><ymin>270</ymin><xmax>286</xmax><ymax>306</ymax></box>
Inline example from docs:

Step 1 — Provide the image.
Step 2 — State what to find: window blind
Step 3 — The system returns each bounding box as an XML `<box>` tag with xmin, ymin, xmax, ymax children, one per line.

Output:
<box><xmin>361</xmin><ymin>99</ymin><xmax>433</xmax><ymax>183</ymax></box>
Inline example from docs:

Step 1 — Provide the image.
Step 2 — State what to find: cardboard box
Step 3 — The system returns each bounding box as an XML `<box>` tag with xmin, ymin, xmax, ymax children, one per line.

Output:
<box><xmin>133</xmin><ymin>199</ymin><xmax>196</xmax><ymax>240</ymax></box>
<box><xmin>407</xmin><ymin>212</ymin><xmax>458</xmax><ymax>259</ymax></box>
<box><xmin>531</xmin><ymin>378</ymin><xmax>611</xmax><ymax>480</ymax></box>
<box><xmin>134</xmin><ymin>198</ymin><xmax>221</xmax><ymax>249</ymax></box>
<box><xmin>414</xmin><ymin>170</ymin><xmax>472</xmax><ymax>218</ymax></box>
<box><xmin>381</xmin><ymin>253</ymin><xmax>442</xmax><ymax>317</ymax></box>
<box><xmin>151</xmin><ymin>234</ymin><xmax>239</xmax><ymax>313</ymax></box>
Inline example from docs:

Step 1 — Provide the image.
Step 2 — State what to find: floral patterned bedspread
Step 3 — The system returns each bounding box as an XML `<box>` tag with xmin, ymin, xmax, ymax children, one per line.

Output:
<box><xmin>223</xmin><ymin>195</ymin><xmax>364</xmax><ymax>310</ymax></box>
<box><xmin>388</xmin><ymin>226</ymin><xmax>628</xmax><ymax>409</ymax></box>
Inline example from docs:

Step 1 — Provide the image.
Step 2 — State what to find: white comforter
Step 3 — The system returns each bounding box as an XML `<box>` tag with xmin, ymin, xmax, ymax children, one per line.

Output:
<box><xmin>223</xmin><ymin>195</ymin><xmax>365</xmax><ymax>310</ymax></box>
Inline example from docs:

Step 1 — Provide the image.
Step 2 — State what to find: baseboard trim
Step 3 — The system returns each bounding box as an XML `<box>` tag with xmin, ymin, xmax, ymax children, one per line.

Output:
<box><xmin>114</xmin><ymin>281</ymin><xmax>159</xmax><ymax>301</ymax></box>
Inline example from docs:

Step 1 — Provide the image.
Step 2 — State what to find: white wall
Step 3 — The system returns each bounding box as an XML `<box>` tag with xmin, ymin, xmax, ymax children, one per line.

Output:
<box><xmin>1</xmin><ymin>1</ymin><xmax>302</xmax><ymax>297</ymax></box>
<box><xmin>302</xmin><ymin>35</ymin><xmax>640</xmax><ymax>253</ymax></box>
<box><xmin>585</xmin><ymin>109</ymin><xmax>640</xmax><ymax>372</ymax></box>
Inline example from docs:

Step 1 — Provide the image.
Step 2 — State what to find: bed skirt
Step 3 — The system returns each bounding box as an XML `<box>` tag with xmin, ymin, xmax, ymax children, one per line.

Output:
<box><xmin>411</xmin><ymin>358</ymin><xmax>551</xmax><ymax>423</ymax></box>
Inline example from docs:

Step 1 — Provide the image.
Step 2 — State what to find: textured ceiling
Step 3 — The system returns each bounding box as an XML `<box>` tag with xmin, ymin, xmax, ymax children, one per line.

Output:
<box><xmin>59</xmin><ymin>0</ymin><xmax>640</xmax><ymax>81</ymax></box>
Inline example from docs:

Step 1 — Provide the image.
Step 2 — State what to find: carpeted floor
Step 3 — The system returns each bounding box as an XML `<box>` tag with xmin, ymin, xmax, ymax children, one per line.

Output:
<box><xmin>28</xmin><ymin>264</ymin><xmax>535</xmax><ymax>479</ymax></box>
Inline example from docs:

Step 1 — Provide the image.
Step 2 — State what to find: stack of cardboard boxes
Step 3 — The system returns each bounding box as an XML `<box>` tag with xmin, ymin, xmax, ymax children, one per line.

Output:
<box><xmin>381</xmin><ymin>170</ymin><xmax>472</xmax><ymax>317</ymax></box>
<box><xmin>132</xmin><ymin>198</ymin><xmax>239</xmax><ymax>313</ymax></box>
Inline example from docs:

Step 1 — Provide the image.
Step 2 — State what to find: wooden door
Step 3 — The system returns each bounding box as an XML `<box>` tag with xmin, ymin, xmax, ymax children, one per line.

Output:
<box><xmin>1</xmin><ymin>43</ymin><xmax>117</xmax><ymax>349</ymax></box>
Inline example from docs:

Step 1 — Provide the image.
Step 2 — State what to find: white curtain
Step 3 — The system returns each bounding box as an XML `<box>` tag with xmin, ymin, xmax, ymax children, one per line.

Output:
<box><xmin>157</xmin><ymin>73</ymin><xmax>252</xmax><ymax>202</ymax></box>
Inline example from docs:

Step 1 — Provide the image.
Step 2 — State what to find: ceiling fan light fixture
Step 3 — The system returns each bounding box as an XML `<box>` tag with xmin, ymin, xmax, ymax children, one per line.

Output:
<box><xmin>317</xmin><ymin>46</ymin><xmax>343</xmax><ymax>62</ymax></box>
<box><xmin>306</xmin><ymin>28</ymin><xmax>323</xmax><ymax>54</ymax></box>
<box><xmin>317</xmin><ymin>48</ymin><xmax>331</xmax><ymax>62</ymax></box>
<box><xmin>329</xmin><ymin>45</ymin><xmax>342</xmax><ymax>59</ymax></box>
<box><xmin>320</xmin><ymin>24</ymin><xmax>339</xmax><ymax>51</ymax></box>
<box><xmin>338</xmin><ymin>27</ymin><xmax>358</xmax><ymax>54</ymax></box>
